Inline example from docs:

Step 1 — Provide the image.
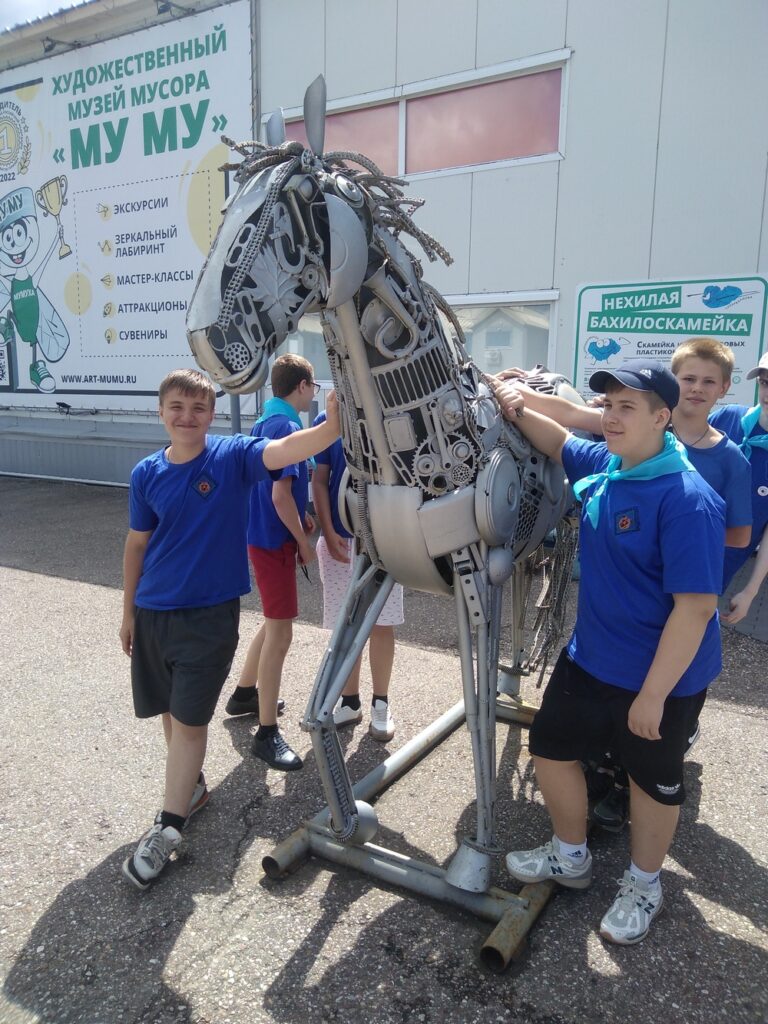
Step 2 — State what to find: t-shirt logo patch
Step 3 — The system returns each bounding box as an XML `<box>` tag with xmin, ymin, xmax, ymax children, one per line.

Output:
<box><xmin>615</xmin><ymin>507</ymin><xmax>640</xmax><ymax>534</ymax></box>
<box><xmin>193</xmin><ymin>475</ymin><xmax>216</xmax><ymax>498</ymax></box>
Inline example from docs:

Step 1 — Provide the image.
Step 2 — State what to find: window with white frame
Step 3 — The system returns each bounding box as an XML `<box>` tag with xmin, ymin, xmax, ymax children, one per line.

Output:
<box><xmin>279</xmin><ymin>50</ymin><xmax>569</xmax><ymax>179</ymax></box>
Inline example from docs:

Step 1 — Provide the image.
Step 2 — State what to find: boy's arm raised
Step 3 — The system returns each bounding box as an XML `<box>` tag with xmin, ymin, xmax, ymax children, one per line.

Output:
<box><xmin>628</xmin><ymin>592</ymin><xmax>717</xmax><ymax>740</ymax></box>
<box><xmin>490</xmin><ymin>380</ymin><xmax>570</xmax><ymax>465</ymax></box>
<box><xmin>496</xmin><ymin>371</ymin><xmax>603</xmax><ymax>434</ymax></box>
<box><xmin>264</xmin><ymin>391</ymin><xmax>340</xmax><ymax>470</ymax></box>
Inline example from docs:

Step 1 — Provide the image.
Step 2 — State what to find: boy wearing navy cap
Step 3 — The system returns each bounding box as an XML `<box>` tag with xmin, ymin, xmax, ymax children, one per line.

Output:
<box><xmin>492</xmin><ymin>359</ymin><xmax>725</xmax><ymax>945</ymax></box>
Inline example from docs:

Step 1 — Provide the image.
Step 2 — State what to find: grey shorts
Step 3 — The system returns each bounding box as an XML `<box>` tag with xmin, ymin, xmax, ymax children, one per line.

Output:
<box><xmin>131</xmin><ymin>598</ymin><xmax>240</xmax><ymax>727</ymax></box>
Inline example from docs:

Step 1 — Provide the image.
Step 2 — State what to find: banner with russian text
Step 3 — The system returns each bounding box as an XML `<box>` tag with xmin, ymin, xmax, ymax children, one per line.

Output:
<box><xmin>574</xmin><ymin>277</ymin><xmax>767</xmax><ymax>407</ymax></box>
<box><xmin>0</xmin><ymin>1</ymin><xmax>250</xmax><ymax>409</ymax></box>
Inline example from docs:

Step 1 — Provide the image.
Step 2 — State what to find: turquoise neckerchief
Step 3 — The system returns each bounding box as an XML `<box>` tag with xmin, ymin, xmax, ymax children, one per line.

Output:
<box><xmin>739</xmin><ymin>406</ymin><xmax>768</xmax><ymax>459</ymax></box>
<box><xmin>572</xmin><ymin>433</ymin><xmax>695</xmax><ymax>529</ymax></box>
<box><xmin>256</xmin><ymin>396</ymin><xmax>315</xmax><ymax>468</ymax></box>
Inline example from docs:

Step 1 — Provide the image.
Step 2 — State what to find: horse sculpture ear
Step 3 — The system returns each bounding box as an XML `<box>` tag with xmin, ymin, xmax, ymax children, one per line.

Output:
<box><xmin>303</xmin><ymin>74</ymin><xmax>327</xmax><ymax>156</ymax></box>
<box><xmin>264</xmin><ymin>109</ymin><xmax>286</xmax><ymax>145</ymax></box>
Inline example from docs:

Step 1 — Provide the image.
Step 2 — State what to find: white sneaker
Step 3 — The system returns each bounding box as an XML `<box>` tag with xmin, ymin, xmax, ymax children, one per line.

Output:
<box><xmin>333</xmin><ymin>700</ymin><xmax>363</xmax><ymax>727</ymax></box>
<box><xmin>122</xmin><ymin>823</ymin><xmax>182</xmax><ymax>890</ymax></box>
<box><xmin>685</xmin><ymin>720</ymin><xmax>701</xmax><ymax>755</ymax></box>
<box><xmin>599</xmin><ymin>870</ymin><xmax>664</xmax><ymax>944</ymax></box>
<box><xmin>369</xmin><ymin>698</ymin><xmax>395</xmax><ymax>742</ymax></box>
<box><xmin>505</xmin><ymin>836</ymin><xmax>592</xmax><ymax>889</ymax></box>
<box><xmin>187</xmin><ymin>774</ymin><xmax>209</xmax><ymax>822</ymax></box>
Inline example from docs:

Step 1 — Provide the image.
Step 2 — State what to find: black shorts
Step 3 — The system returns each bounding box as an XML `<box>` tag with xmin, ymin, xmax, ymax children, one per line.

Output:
<box><xmin>131</xmin><ymin>599</ymin><xmax>240</xmax><ymax>727</ymax></box>
<box><xmin>529</xmin><ymin>649</ymin><xmax>707</xmax><ymax>806</ymax></box>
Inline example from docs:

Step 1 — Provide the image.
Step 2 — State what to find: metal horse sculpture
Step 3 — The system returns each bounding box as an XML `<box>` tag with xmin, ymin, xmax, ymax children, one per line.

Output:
<box><xmin>187</xmin><ymin>77</ymin><xmax>570</xmax><ymax>925</ymax></box>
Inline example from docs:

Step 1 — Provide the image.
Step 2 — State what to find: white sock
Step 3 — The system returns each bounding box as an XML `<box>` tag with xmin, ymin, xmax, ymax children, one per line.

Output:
<box><xmin>555</xmin><ymin>836</ymin><xmax>588</xmax><ymax>861</ymax></box>
<box><xmin>629</xmin><ymin>861</ymin><xmax>661</xmax><ymax>888</ymax></box>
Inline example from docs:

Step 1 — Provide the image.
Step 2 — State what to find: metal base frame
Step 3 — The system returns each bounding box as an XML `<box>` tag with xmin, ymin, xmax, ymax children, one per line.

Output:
<box><xmin>262</xmin><ymin>695</ymin><xmax>555</xmax><ymax>972</ymax></box>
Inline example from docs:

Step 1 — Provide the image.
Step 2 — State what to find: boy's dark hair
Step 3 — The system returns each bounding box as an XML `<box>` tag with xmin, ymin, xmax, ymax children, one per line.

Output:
<box><xmin>159</xmin><ymin>368</ymin><xmax>216</xmax><ymax>410</ymax></box>
<box><xmin>604</xmin><ymin>378</ymin><xmax>668</xmax><ymax>414</ymax></box>
<box><xmin>271</xmin><ymin>353</ymin><xmax>314</xmax><ymax>398</ymax></box>
<box><xmin>671</xmin><ymin>337</ymin><xmax>734</xmax><ymax>380</ymax></box>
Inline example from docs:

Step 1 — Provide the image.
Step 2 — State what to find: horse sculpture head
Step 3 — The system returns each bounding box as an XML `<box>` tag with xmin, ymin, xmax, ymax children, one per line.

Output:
<box><xmin>187</xmin><ymin>76</ymin><xmax>435</xmax><ymax>395</ymax></box>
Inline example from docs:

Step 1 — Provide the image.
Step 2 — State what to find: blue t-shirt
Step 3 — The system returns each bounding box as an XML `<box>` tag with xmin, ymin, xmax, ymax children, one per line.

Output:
<box><xmin>563</xmin><ymin>437</ymin><xmax>725</xmax><ymax>697</ymax></box>
<box><xmin>247</xmin><ymin>413</ymin><xmax>309</xmax><ymax>549</ymax></box>
<box><xmin>683</xmin><ymin>433</ymin><xmax>752</xmax><ymax>590</ymax></box>
<box><xmin>312</xmin><ymin>411</ymin><xmax>351</xmax><ymax>539</ymax></box>
<box><xmin>710</xmin><ymin>404</ymin><xmax>768</xmax><ymax>581</ymax></box>
<box><xmin>129</xmin><ymin>433</ymin><xmax>275</xmax><ymax>610</ymax></box>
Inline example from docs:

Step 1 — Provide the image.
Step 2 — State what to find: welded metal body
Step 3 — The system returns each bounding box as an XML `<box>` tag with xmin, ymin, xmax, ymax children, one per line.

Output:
<box><xmin>187</xmin><ymin>77</ymin><xmax>572</xmax><ymax>894</ymax></box>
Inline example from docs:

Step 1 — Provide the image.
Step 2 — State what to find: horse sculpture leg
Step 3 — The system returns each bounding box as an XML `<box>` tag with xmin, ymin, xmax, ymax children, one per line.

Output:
<box><xmin>445</xmin><ymin>547</ymin><xmax>502</xmax><ymax>893</ymax></box>
<box><xmin>302</xmin><ymin>552</ymin><xmax>395</xmax><ymax>845</ymax></box>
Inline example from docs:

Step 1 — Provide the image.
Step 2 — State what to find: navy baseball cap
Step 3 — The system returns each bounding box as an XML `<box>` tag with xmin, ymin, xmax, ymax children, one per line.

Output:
<box><xmin>589</xmin><ymin>358</ymin><xmax>680</xmax><ymax>410</ymax></box>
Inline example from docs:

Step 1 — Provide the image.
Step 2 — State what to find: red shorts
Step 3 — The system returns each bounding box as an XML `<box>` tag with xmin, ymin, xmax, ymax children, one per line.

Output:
<box><xmin>249</xmin><ymin>542</ymin><xmax>299</xmax><ymax>619</ymax></box>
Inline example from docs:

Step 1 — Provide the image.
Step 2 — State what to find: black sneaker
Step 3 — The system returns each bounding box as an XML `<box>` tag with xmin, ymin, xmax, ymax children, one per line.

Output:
<box><xmin>225</xmin><ymin>690</ymin><xmax>286</xmax><ymax>717</ymax></box>
<box><xmin>251</xmin><ymin>729</ymin><xmax>303</xmax><ymax>771</ymax></box>
<box><xmin>592</xmin><ymin>785</ymin><xmax>630</xmax><ymax>832</ymax></box>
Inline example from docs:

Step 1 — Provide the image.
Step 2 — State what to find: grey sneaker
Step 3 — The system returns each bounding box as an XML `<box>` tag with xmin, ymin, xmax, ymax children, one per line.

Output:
<box><xmin>369</xmin><ymin>698</ymin><xmax>395</xmax><ymax>742</ymax></box>
<box><xmin>505</xmin><ymin>836</ymin><xmax>592</xmax><ymax>889</ymax></box>
<box><xmin>122</xmin><ymin>823</ymin><xmax>182</xmax><ymax>890</ymax></box>
<box><xmin>599</xmin><ymin>870</ymin><xmax>664</xmax><ymax>945</ymax></box>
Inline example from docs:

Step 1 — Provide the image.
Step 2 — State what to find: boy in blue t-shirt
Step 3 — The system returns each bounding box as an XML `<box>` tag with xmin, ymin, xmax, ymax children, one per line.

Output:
<box><xmin>709</xmin><ymin>351</ymin><xmax>768</xmax><ymax>623</ymax></box>
<box><xmin>120</xmin><ymin>368</ymin><xmax>340</xmax><ymax>890</ymax></box>
<box><xmin>492</xmin><ymin>359</ymin><xmax>725</xmax><ymax>946</ymax></box>
<box><xmin>224</xmin><ymin>354</ymin><xmax>319</xmax><ymax>773</ymax></box>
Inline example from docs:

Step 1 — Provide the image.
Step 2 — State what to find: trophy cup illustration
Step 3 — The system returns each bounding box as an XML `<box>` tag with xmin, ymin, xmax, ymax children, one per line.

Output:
<box><xmin>35</xmin><ymin>175</ymin><xmax>72</xmax><ymax>259</ymax></box>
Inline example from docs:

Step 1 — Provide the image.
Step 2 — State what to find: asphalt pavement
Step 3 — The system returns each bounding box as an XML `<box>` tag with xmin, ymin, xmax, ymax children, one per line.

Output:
<box><xmin>0</xmin><ymin>475</ymin><xmax>766</xmax><ymax>1024</ymax></box>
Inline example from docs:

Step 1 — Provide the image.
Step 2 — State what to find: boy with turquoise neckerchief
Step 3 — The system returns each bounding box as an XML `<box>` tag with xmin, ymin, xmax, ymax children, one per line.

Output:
<box><xmin>223</xmin><ymin>354</ymin><xmax>319</xmax><ymax>772</ymax></box>
<box><xmin>709</xmin><ymin>351</ymin><xmax>768</xmax><ymax>623</ymax></box>
<box><xmin>491</xmin><ymin>358</ymin><xmax>725</xmax><ymax>946</ymax></box>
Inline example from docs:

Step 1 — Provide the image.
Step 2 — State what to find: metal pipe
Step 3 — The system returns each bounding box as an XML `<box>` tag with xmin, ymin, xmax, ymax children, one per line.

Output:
<box><xmin>263</xmin><ymin>699</ymin><xmax>467</xmax><ymax>877</ymax></box>
<box><xmin>306</xmin><ymin>833</ymin><xmax>528</xmax><ymax>923</ymax></box>
<box><xmin>480</xmin><ymin>880</ymin><xmax>557</xmax><ymax>972</ymax></box>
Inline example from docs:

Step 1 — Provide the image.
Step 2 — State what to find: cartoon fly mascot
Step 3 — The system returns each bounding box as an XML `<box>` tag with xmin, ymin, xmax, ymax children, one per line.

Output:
<box><xmin>0</xmin><ymin>186</ymin><xmax>70</xmax><ymax>393</ymax></box>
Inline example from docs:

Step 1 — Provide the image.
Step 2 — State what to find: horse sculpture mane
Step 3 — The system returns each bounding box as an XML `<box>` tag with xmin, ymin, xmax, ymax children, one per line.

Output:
<box><xmin>187</xmin><ymin>76</ymin><xmax>573</xmax><ymax>897</ymax></box>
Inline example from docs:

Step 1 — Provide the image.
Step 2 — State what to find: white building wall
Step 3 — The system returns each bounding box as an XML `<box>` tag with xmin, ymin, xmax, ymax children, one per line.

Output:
<box><xmin>257</xmin><ymin>0</ymin><xmax>768</xmax><ymax>378</ymax></box>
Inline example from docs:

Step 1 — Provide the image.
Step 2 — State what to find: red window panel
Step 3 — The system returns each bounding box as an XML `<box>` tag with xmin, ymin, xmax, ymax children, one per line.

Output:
<box><xmin>405</xmin><ymin>69</ymin><xmax>562</xmax><ymax>174</ymax></box>
<box><xmin>285</xmin><ymin>103</ymin><xmax>399</xmax><ymax>176</ymax></box>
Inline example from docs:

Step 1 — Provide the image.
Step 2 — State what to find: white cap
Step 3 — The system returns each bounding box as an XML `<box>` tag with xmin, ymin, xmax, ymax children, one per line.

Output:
<box><xmin>745</xmin><ymin>352</ymin><xmax>768</xmax><ymax>380</ymax></box>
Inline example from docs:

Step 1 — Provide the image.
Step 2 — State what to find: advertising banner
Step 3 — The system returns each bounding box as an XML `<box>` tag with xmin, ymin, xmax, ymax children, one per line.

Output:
<box><xmin>574</xmin><ymin>276</ymin><xmax>767</xmax><ymax>407</ymax></box>
<box><xmin>0</xmin><ymin>1</ymin><xmax>251</xmax><ymax>410</ymax></box>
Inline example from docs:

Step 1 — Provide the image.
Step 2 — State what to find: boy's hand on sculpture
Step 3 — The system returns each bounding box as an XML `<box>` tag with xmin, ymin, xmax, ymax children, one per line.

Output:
<box><xmin>490</xmin><ymin>378</ymin><xmax>525</xmax><ymax>421</ymax></box>
<box><xmin>325</xmin><ymin>390</ymin><xmax>340</xmax><ymax>436</ymax></box>
<box><xmin>627</xmin><ymin>691</ymin><xmax>664</xmax><ymax>741</ymax></box>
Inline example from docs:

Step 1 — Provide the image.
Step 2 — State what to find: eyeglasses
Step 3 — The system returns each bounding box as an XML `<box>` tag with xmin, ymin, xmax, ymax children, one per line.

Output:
<box><xmin>308</xmin><ymin>381</ymin><xmax>322</xmax><ymax>394</ymax></box>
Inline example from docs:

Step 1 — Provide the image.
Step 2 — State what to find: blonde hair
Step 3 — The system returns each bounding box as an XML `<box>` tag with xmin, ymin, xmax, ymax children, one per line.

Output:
<box><xmin>671</xmin><ymin>337</ymin><xmax>734</xmax><ymax>381</ymax></box>
<box><xmin>158</xmin><ymin>368</ymin><xmax>216</xmax><ymax>410</ymax></box>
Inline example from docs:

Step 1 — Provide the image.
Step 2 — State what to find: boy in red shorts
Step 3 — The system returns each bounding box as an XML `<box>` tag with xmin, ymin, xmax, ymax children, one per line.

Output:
<box><xmin>225</xmin><ymin>354</ymin><xmax>319</xmax><ymax>771</ymax></box>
